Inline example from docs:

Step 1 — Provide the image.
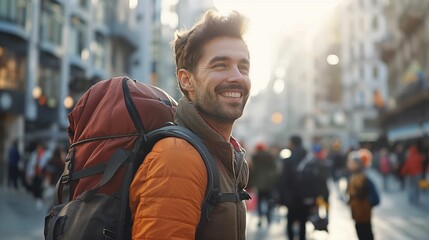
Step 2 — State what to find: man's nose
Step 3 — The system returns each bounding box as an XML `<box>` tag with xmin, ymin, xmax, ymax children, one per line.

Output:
<box><xmin>227</xmin><ymin>65</ymin><xmax>246</xmax><ymax>82</ymax></box>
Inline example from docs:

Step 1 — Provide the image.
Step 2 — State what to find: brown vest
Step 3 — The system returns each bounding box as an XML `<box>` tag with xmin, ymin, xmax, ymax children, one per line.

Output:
<box><xmin>175</xmin><ymin>98</ymin><xmax>249</xmax><ymax>240</ymax></box>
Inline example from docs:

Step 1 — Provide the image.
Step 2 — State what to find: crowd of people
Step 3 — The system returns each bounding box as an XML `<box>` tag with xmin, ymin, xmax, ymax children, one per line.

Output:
<box><xmin>6</xmin><ymin>140</ymin><xmax>66</xmax><ymax>209</ymax></box>
<box><xmin>246</xmin><ymin>136</ymin><xmax>429</xmax><ymax>240</ymax></box>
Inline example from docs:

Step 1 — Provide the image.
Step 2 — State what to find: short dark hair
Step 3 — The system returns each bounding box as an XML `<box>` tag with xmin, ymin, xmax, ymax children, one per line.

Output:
<box><xmin>172</xmin><ymin>9</ymin><xmax>248</xmax><ymax>96</ymax></box>
<box><xmin>290</xmin><ymin>135</ymin><xmax>302</xmax><ymax>147</ymax></box>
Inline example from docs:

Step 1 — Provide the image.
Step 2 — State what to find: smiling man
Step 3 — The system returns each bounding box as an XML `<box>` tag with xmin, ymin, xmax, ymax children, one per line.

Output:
<box><xmin>129</xmin><ymin>10</ymin><xmax>251</xmax><ymax>240</ymax></box>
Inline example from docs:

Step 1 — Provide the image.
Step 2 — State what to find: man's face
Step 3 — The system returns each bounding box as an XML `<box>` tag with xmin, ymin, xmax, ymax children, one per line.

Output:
<box><xmin>188</xmin><ymin>37</ymin><xmax>251</xmax><ymax>124</ymax></box>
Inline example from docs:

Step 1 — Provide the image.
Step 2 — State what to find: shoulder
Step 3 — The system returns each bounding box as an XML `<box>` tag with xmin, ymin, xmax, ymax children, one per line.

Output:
<box><xmin>145</xmin><ymin>137</ymin><xmax>207</xmax><ymax>176</ymax></box>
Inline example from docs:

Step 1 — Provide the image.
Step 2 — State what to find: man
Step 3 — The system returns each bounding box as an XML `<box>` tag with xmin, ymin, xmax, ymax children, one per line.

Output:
<box><xmin>129</xmin><ymin>10</ymin><xmax>250</xmax><ymax>239</ymax></box>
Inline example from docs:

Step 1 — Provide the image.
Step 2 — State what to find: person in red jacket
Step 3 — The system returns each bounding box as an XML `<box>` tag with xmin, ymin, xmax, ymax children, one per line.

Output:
<box><xmin>401</xmin><ymin>144</ymin><xmax>423</xmax><ymax>205</ymax></box>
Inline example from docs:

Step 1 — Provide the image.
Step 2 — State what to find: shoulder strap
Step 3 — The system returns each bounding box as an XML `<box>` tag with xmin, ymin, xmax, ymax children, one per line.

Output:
<box><xmin>297</xmin><ymin>152</ymin><xmax>312</xmax><ymax>172</ymax></box>
<box><xmin>146</xmin><ymin>125</ymin><xmax>220</xmax><ymax>229</ymax></box>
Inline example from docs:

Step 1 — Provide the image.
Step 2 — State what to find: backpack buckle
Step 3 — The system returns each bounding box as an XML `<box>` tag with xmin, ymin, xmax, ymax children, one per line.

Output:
<box><xmin>239</xmin><ymin>190</ymin><xmax>251</xmax><ymax>201</ymax></box>
<box><xmin>61</xmin><ymin>175</ymin><xmax>70</xmax><ymax>183</ymax></box>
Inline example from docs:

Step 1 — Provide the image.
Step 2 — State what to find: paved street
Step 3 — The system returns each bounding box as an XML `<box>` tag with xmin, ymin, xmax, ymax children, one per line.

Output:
<box><xmin>1</xmin><ymin>170</ymin><xmax>428</xmax><ymax>240</ymax></box>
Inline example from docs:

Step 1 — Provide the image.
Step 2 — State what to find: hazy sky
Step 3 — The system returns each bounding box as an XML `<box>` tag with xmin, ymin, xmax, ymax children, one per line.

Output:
<box><xmin>213</xmin><ymin>0</ymin><xmax>342</xmax><ymax>95</ymax></box>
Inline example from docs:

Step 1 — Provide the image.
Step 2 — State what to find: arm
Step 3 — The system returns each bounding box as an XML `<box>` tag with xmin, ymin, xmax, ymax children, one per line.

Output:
<box><xmin>367</xmin><ymin>177</ymin><xmax>380</xmax><ymax>207</ymax></box>
<box><xmin>129</xmin><ymin>137</ymin><xmax>208</xmax><ymax>240</ymax></box>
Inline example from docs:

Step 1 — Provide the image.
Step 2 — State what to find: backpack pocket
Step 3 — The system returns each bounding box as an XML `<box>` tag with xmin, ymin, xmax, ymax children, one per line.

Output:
<box><xmin>45</xmin><ymin>193</ymin><xmax>121</xmax><ymax>240</ymax></box>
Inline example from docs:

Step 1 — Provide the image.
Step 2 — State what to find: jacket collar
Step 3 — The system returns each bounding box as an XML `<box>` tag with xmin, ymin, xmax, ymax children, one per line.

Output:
<box><xmin>175</xmin><ymin>97</ymin><xmax>244</xmax><ymax>171</ymax></box>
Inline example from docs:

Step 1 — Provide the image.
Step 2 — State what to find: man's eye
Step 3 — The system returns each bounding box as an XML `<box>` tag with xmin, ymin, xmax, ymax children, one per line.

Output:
<box><xmin>214</xmin><ymin>63</ymin><xmax>227</xmax><ymax>68</ymax></box>
<box><xmin>240</xmin><ymin>66</ymin><xmax>250</xmax><ymax>74</ymax></box>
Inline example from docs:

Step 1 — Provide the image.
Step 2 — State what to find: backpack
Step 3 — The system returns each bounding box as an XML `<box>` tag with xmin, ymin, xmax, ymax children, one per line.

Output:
<box><xmin>44</xmin><ymin>76</ymin><xmax>250</xmax><ymax>240</ymax></box>
<box><xmin>296</xmin><ymin>155</ymin><xmax>329</xmax><ymax>203</ymax></box>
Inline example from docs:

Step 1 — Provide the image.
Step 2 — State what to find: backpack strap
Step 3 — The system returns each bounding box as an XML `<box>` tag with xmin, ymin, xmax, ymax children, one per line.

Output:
<box><xmin>146</xmin><ymin>125</ymin><xmax>220</xmax><ymax>228</ymax></box>
<box><xmin>56</xmin><ymin>148</ymin><xmax>130</xmax><ymax>204</ymax></box>
<box><xmin>209</xmin><ymin>190</ymin><xmax>251</xmax><ymax>203</ymax></box>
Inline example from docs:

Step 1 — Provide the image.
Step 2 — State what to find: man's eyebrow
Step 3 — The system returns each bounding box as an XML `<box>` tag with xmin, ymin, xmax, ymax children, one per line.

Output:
<box><xmin>208</xmin><ymin>56</ymin><xmax>250</xmax><ymax>65</ymax></box>
<box><xmin>208</xmin><ymin>56</ymin><xmax>230</xmax><ymax>65</ymax></box>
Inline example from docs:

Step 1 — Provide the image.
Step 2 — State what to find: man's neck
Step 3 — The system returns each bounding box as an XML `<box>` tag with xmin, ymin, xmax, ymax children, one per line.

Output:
<box><xmin>201</xmin><ymin>116</ymin><xmax>234</xmax><ymax>141</ymax></box>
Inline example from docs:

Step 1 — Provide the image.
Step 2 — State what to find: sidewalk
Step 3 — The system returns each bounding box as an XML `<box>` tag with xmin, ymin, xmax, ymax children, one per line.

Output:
<box><xmin>0</xmin><ymin>188</ymin><xmax>45</xmax><ymax>240</ymax></box>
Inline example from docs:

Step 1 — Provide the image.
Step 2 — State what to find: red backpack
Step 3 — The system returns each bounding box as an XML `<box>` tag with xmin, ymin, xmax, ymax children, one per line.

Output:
<box><xmin>44</xmin><ymin>77</ymin><xmax>250</xmax><ymax>240</ymax></box>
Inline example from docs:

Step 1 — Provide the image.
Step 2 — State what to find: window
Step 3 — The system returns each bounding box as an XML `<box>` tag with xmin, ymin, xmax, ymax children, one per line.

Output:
<box><xmin>360</xmin><ymin>66</ymin><xmax>366</xmax><ymax>80</ymax></box>
<box><xmin>360</xmin><ymin>43</ymin><xmax>365</xmax><ymax>59</ymax></box>
<box><xmin>79</xmin><ymin>0</ymin><xmax>89</xmax><ymax>9</ymax></box>
<box><xmin>372</xmin><ymin>16</ymin><xmax>378</xmax><ymax>31</ymax></box>
<box><xmin>93</xmin><ymin>33</ymin><xmax>106</xmax><ymax>69</ymax></box>
<box><xmin>41</xmin><ymin>1</ymin><xmax>63</xmax><ymax>46</ymax></box>
<box><xmin>38</xmin><ymin>65</ymin><xmax>60</xmax><ymax>108</ymax></box>
<box><xmin>0</xmin><ymin>0</ymin><xmax>29</xmax><ymax>28</ymax></box>
<box><xmin>69</xmin><ymin>16</ymin><xmax>86</xmax><ymax>59</ymax></box>
<box><xmin>363</xmin><ymin>118</ymin><xmax>378</xmax><ymax>129</ymax></box>
<box><xmin>93</xmin><ymin>0</ymin><xmax>110</xmax><ymax>25</ymax></box>
<box><xmin>373</xmin><ymin>66</ymin><xmax>379</xmax><ymax>79</ymax></box>
<box><xmin>0</xmin><ymin>46</ymin><xmax>25</xmax><ymax>90</ymax></box>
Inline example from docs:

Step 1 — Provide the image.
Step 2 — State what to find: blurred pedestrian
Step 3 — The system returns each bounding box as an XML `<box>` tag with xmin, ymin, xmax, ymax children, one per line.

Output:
<box><xmin>26</xmin><ymin>143</ymin><xmax>50</xmax><ymax>209</ymax></box>
<box><xmin>44</xmin><ymin>144</ymin><xmax>66</xmax><ymax>186</ymax></box>
<box><xmin>328</xmin><ymin>140</ymin><xmax>346</xmax><ymax>185</ymax></box>
<box><xmin>401</xmin><ymin>144</ymin><xmax>423</xmax><ymax>205</ymax></box>
<box><xmin>250</xmin><ymin>143</ymin><xmax>279</xmax><ymax>227</ymax></box>
<box><xmin>392</xmin><ymin>143</ymin><xmax>406</xmax><ymax>190</ymax></box>
<box><xmin>7</xmin><ymin>139</ymin><xmax>21</xmax><ymax>192</ymax></box>
<box><xmin>44</xmin><ymin>144</ymin><xmax>66</xmax><ymax>204</ymax></box>
<box><xmin>278</xmin><ymin>135</ymin><xmax>311</xmax><ymax>240</ymax></box>
<box><xmin>378</xmin><ymin>148</ymin><xmax>392</xmax><ymax>191</ymax></box>
<box><xmin>347</xmin><ymin>149</ymin><xmax>380</xmax><ymax>240</ymax></box>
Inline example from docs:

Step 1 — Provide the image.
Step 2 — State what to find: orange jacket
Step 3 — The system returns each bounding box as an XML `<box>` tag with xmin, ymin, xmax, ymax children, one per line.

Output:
<box><xmin>129</xmin><ymin>137</ymin><xmax>208</xmax><ymax>239</ymax></box>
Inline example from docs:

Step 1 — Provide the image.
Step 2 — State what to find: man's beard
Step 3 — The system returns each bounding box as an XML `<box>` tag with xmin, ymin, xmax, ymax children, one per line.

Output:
<box><xmin>194</xmin><ymin>83</ymin><xmax>249</xmax><ymax>124</ymax></box>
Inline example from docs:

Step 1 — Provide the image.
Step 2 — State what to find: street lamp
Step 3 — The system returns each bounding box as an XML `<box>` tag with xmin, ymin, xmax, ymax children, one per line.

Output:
<box><xmin>64</xmin><ymin>96</ymin><xmax>74</xmax><ymax>109</ymax></box>
<box><xmin>32</xmin><ymin>86</ymin><xmax>42</xmax><ymax>99</ymax></box>
<box><xmin>327</xmin><ymin>54</ymin><xmax>340</xmax><ymax>65</ymax></box>
<box><xmin>271</xmin><ymin>112</ymin><xmax>283</xmax><ymax>125</ymax></box>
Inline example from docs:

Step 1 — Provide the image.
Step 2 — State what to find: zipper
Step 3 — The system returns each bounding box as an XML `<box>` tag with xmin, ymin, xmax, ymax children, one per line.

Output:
<box><xmin>122</xmin><ymin>77</ymin><xmax>145</xmax><ymax>133</ymax></box>
<box><xmin>231</xmin><ymin>146</ymin><xmax>245</xmax><ymax>239</ymax></box>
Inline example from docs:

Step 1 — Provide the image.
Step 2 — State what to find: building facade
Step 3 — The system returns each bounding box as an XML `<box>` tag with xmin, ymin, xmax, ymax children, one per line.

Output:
<box><xmin>0</xmin><ymin>0</ymin><xmax>155</xmax><ymax>184</ymax></box>
<box><xmin>340</xmin><ymin>0</ymin><xmax>389</xmax><ymax>147</ymax></box>
<box><xmin>378</xmin><ymin>0</ymin><xmax>429</xmax><ymax>143</ymax></box>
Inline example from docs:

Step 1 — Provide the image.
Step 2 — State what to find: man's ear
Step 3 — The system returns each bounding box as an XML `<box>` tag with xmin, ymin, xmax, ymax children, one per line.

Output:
<box><xmin>177</xmin><ymin>69</ymin><xmax>195</xmax><ymax>91</ymax></box>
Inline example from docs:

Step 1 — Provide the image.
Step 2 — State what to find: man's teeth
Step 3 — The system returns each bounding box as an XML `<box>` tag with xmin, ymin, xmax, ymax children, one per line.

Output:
<box><xmin>221</xmin><ymin>92</ymin><xmax>241</xmax><ymax>98</ymax></box>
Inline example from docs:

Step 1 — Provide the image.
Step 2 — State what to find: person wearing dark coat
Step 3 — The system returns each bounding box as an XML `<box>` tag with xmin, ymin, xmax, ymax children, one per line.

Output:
<box><xmin>7</xmin><ymin>140</ymin><xmax>21</xmax><ymax>191</ymax></box>
<box><xmin>278</xmin><ymin>135</ymin><xmax>310</xmax><ymax>240</ymax></box>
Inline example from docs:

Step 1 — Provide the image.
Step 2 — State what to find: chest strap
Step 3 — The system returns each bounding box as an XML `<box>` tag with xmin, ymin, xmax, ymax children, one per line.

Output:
<box><xmin>210</xmin><ymin>190</ymin><xmax>251</xmax><ymax>204</ymax></box>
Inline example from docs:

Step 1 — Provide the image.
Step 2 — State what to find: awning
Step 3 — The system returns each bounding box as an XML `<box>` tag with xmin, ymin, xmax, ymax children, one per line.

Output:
<box><xmin>387</xmin><ymin>124</ymin><xmax>424</xmax><ymax>142</ymax></box>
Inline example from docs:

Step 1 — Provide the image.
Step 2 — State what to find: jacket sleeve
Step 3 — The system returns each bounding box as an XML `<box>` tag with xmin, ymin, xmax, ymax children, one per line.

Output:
<box><xmin>129</xmin><ymin>137</ymin><xmax>208</xmax><ymax>240</ymax></box>
<box><xmin>367</xmin><ymin>177</ymin><xmax>380</xmax><ymax>207</ymax></box>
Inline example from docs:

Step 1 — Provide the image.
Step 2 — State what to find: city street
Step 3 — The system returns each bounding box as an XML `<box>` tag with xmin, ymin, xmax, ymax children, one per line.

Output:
<box><xmin>246</xmin><ymin>170</ymin><xmax>429</xmax><ymax>240</ymax></box>
<box><xmin>1</xmin><ymin>170</ymin><xmax>428</xmax><ymax>240</ymax></box>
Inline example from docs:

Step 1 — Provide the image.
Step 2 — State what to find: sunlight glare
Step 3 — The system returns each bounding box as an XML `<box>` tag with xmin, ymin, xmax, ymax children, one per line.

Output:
<box><xmin>213</xmin><ymin>0</ymin><xmax>342</xmax><ymax>96</ymax></box>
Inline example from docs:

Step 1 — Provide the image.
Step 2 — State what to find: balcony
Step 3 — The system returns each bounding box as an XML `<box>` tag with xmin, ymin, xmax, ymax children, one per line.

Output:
<box><xmin>108</xmin><ymin>20</ymin><xmax>139</xmax><ymax>51</ymax></box>
<box><xmin>378</xmin><ymin>35</ymin><xmax>398</xmax><ymax>63</ymax></box>
<box><xmin>379</xmin><ymin>78</ymin><xmax>429</xmax><ymax>126</ymax></box>
<box><xmin>399</xmin><ymin>0</ymin><xmax>429</xmax><ymax>35</ymax></box>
